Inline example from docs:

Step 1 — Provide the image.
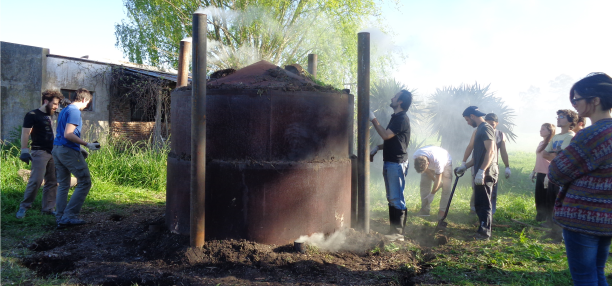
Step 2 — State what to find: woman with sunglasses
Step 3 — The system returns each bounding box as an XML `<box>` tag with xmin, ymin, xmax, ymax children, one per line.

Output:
<box><xmin>548</xmin><ymin>72</ymin><xmax>612</xmax><ymax>285</ymax></box>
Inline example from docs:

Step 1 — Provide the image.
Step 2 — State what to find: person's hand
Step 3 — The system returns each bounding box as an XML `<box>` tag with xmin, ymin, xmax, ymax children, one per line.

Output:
<box><xmin>530</xmin><ymin>171</ymin><xmax>536</xmax><ymax>183</ymax></box>
<box><xmin>505</xmin><ymin>167</ymin><xmax>511</xmax><ymax>179</ymax></box>
<box><xmin>19</xmin><ymin>148</ymin><xmax>32</xmax><ymax>164</ymax></box>
<box><xmin>543</xmin><ymin>176</ymin><xmax>549</xmax><ymax>189</ymax></box>
<box><xmin>80</xmin><ymin>147</ymin><xmax>89</xmax><ymax>159</ymax></box>
<box><xmin>425</xmin><ymin>193</ymin><xmax>435</xmax><ymax>204</ymax></box>
<box><xmin>369</xmin><ymin>145</ymin><xmax>378</xmax><ymax>162</ymax></box>
<box><xmin>369</xmin><ymin>110</ymin><xmax>376</xmax><ymax>122</ymax></box>
<box><xmin>85</xmin><ymin>142</ymin><xmax>101</xmax><ymax>151</ymax></box>
<box><xmin>474</xmin><ymin>169</ymin><xmax>485</xmax><ymax>186</ymax></box>
<box><xmin>455</xmin><ymin>162</ymin><xmax>467</xmax><ymax>176</ymax></box>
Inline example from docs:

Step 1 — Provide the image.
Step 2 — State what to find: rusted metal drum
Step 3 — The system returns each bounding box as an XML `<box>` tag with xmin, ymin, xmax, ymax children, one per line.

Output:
<box><xmin>166</xmin><ymin>61</ymin><xmax>351</xmax><ymax>245</ymax></box>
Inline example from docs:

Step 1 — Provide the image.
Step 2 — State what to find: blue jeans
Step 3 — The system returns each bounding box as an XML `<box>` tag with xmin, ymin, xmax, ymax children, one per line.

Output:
<box><xmin>563</xmin><ymin>228</ymin><xmax>611</xmax><ymax>286</ymax></box>
<box><xmin>383</xmin><ymin>161</ymin><xmax>409</xmax><ymax>210</ymax></box>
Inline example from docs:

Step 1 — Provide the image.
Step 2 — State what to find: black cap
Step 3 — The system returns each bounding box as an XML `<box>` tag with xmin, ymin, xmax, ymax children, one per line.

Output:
<box><xmin>462</xmin><ymin>106</ymin><xmax>486</xmax><ymax>117</ymax></box>
<box><xmin>485</xmin><ymin>113</ymin><xmax>498</xmax><ymax>122</ymax></box>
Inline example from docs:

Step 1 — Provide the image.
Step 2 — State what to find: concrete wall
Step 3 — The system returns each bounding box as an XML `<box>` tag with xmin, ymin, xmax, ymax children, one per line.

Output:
<box><xmin>44</xmin><ymin>56</ymin><xmax>111</xmax><ymax>142</ymax></box>
<box><xmin>0</xmin><ymin>42</ymin><xmax>47</xmax><ymax>140</ymax></box>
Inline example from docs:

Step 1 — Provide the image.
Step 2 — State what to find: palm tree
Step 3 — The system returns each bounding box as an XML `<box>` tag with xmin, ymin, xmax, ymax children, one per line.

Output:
<box><xmin>425</xmin><ymin>83</ymin><xmax>516</xmax><ymax>159</ymax></box>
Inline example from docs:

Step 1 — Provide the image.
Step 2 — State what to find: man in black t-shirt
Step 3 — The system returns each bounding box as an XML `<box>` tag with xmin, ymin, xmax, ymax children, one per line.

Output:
<box><xmin>16</xmin><ymin>90</ymin><xmax>63</xmax><ymax>219</ymax></box>
<box><xmin>455</xmin><ymin>106</ymin><xmax>497</xmax><ymax>240</ymax></box>
<box><xmin>369</xmin><ymin>90</ymin><xmax>412</xmax><ymax>241</ymax></box>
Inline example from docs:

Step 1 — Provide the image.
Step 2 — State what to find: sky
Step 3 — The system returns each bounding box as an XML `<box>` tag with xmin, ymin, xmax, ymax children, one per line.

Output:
<box><xmin>2</xmin><ymin>0</ymin><xmax>611</xmax><ymax>150</ymax></box>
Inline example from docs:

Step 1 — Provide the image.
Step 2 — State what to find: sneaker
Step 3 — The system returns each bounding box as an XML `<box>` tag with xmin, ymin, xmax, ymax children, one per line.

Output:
<box><xmin>472</xmin><ymin>233</ymin><xmax>490</xmax><ymax>241</ymax></box>
<box><xmin>385</xmin><ymin>233</ymin><xmax>405</xmax><ymax>242</ymax></box>
<box><xmin>16</xmin><ymin>208</ymin><xmax>26</xmax><ymax>219</ymax></box>
<box><xmin>57</xmin><ymin>218</ymin><xmax>87</xmax><ymax>227</ymax></box>
<box><xmin>416</xmin><ymin>209</ymin><xmax>430</xmax><ymax>217</ymax></box>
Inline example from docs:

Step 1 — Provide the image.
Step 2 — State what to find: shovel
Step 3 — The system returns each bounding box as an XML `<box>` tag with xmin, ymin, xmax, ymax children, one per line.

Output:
<box><xmin>435</xmin><ymin>169</ymin><xmax>464</xmax><ymax>232</ymax></box>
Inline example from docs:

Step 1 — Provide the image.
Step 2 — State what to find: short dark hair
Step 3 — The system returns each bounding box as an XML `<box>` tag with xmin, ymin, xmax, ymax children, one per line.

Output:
<box><xmin>557</xmin><ymin>109</ymin><xmax>579</xmax><ymax>129</ymax></box>
<box><xmin>398</xmin><ymin>90</ymin><xmax>413</xmax><ymax>111</ymax></box>
<box><xmin>74</xmin><ymin>88</ymin><xmax>92</xmax><ymax>102</ymax></box>
<box><xmin>414</xmin><ymin>156</ymin><xmax>428</xmax><ymax>173</ymax></box>
<box><xmin>41</xmin><ymin>90</ymin><xmax>63</xmax><ymax>105</ymax></box>
<box><xmin>484</xmin><ymin>113</ymin><xmax>498</xmax><ymax>122</ymax></box>
<box><xmin>570</xmin><ymin>73</ymin><xmax>612</xmax><ymax>111</ymax></box>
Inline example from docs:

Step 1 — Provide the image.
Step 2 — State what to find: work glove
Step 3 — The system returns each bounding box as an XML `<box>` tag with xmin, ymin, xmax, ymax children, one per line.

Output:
<box><xmin>474</xmin><ymin>169</ymin><xmax>485</xmax><ymax>186</ymax></box>
<box><xmin>80</xmin><ymin>147</ymin><xmax>89</xmax><ymax>159</ymax></box>
<box><xmin>19</xmin><ymin>148</ymin><xmax>32</xmax><ymax>164</ymax></box>
<box><xmin>530</xmin><ymin>171</ymin><xmax>536</xmax><ymax>183</ymax></box>
<box><xmin>455</xmin><ymin>161</ymin><xmax>467</xmax><ymax>176</ymax></box>
<box><xmin>505</xmin><ymin>167</ymin><xmax>511</xmax><ymax>179</ymax></box>
<box><xmin>543</xmin><ymin>176</ymin><xmax>549</xmax><ymax>189</ymax></box>
<box><xmin>369</xmin><ymin>110</ymin><xmax>376</xmax><ymax>121</ymax></box>
<box><xmin>369</xmin><ymin>145</ymin><xmax>378</xmax><ymax>162</ymax></box>
<box><xmin>85</xmin><ymin>142</ymin><xmax>101</xmax><ymax>151</ymax></box>
<box><xmin>425</xmin><ymin>193</ymin><xmax>435</xmax><ymax>205</ymax></box>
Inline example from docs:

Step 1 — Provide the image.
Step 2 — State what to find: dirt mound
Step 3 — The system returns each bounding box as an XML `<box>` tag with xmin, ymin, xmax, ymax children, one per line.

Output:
<box><xmin>176</xmin><ymin>60</ymin><xmax>342</xmax><ymax>93</ymax></box>
<box><xmin>18</xmin><ymin>205</ymin><xmax>426</xmax><ymax>285</ymax></box>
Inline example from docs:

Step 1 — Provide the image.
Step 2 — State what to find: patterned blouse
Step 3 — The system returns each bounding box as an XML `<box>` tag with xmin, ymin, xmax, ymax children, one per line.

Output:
<box><xmin>549</xmin><ymin>118</ymin><xmax>612</xmax><ymax>236</ymax></box>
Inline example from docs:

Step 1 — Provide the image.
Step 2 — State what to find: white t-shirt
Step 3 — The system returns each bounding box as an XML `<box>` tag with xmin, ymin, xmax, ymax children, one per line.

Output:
<box><xmin>412</xmin><ymin>146</ymin><xmax>452</xmax><ymax>175</ymax></box>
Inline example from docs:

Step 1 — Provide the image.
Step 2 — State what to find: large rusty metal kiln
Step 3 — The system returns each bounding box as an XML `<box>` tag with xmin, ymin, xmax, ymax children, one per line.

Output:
<box><xmin>166</xmin><ymin>60</ymin><xmax>352</xmax><ymax>245</ymax></box>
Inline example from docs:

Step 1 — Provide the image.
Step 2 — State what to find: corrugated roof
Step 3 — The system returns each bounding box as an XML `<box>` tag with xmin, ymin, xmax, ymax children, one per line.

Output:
<box><xmin>123</xmin><ymin>68</ymin><xmax>191</xmax><ymax>82</ymax></box>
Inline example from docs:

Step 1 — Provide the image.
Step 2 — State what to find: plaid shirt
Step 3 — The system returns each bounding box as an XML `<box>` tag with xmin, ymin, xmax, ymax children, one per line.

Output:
<box><xmin>549</xmin><ymin>118</ymin><xmax>612</xmax><ymax>236</ymax></box>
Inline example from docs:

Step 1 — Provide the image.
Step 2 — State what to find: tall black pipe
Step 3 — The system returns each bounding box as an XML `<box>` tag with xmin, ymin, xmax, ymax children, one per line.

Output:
<box><xmin>357</xmin><ymin>32</ymin><xmax>370</xmax><ymax>233</ymax></box>
<box><xmin>191</xmin><ymin>12</ymin><xmax>207</xmax><ymax>248</ymax></box>
<box><xmin>308</xmin><ymin>54</ymin><xmax>317</xmax><ymax>78</ymax></box>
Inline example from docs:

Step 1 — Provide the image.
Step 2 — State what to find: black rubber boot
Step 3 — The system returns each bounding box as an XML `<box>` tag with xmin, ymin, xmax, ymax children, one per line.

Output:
<box><xmin>388</xmin><ymin>206</ymin><xmax>398</xmax><ymax>234</ymax></box>
<box><xmin>397</xmin><ymin>209</ymin><xmax>406</xmax><ymax>234</ymax></box>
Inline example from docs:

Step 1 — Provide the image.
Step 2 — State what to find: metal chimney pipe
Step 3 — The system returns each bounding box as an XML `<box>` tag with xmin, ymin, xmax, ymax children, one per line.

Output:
<box><xmin>177</xmin><ymin>40</ymin><xmax>192</xmax><ymax>87</ymax></box>
<box><xmin>357</xmin><ymin>32</ymin><xmax>370</xmax><ymax>233</ymax></box>
<box><xmin>307</xmin><ymin>54</ymin><xmax>317</xmax><ymax>78</ymax></box>
<box><xmin>191</xmin><ymin>12</ymin><xmax>207</xmax><ymax>248</ymax></box>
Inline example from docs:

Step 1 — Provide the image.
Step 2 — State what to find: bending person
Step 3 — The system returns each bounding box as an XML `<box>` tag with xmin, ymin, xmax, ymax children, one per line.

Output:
<box><xmin>413</xmin><ymin>146</ymin><xmax>453</xmax><ymax>219</ymax></box>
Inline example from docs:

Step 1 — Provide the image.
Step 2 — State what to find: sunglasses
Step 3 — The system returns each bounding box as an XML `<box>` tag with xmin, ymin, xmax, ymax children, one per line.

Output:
<box><xmin>557</xmin><ymin>115</ymin><xmax>565</xmax><ymax>119</ymax></box>
<box><xmin>571</xmin><ymin>97</ymin><xmax>592</xmax><ymax>105</ymax></box>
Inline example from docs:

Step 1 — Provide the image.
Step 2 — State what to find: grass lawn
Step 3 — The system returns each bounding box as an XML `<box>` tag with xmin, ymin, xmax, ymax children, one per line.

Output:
<box><xmin>2</xmin><ymin>140</ymin><xmax>611</xmax><ymax>285</ymax></box>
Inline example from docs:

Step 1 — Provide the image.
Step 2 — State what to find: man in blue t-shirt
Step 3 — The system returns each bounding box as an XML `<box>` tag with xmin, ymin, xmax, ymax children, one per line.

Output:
<box><xmin>53</xmin><ymin>88</ymin><xmax>100</xmax><ymax>227</ymax></box>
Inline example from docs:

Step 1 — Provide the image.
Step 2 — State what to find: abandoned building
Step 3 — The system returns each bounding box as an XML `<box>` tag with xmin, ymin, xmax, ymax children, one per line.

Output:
<box><xmin>1</xmin><ymin>41</ymin><xmax>186</xmax><ymax>143</ymax></box>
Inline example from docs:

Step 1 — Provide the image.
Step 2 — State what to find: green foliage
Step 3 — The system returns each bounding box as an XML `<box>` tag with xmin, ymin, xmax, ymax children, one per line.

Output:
<box><xmin>425</xmin><ymin>83</ymin><xmax>517</xmax><ymax>158</ymax></box>
<box><xmin>115</xmin><ymin>0</ymin><xmax>396</xmax><ymax>88</ymax></box>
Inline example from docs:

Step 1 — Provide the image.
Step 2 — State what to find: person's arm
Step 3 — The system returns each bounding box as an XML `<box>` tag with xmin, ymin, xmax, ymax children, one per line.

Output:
<box><xmin>371</xmin><ymin>118</ymin><xmax>395</xmax><ymax>140</ymax></box>
<box><xmin>431</xmin><ymin>172</ymin><xmax>443</xmax><ymax>194</ymax></box>
<box><xmin>500</xmin><ymin>140</ymin><xmax>509</xmax><ymax>168</ymax></box>
<box><xmin>479</xmin><ymin>139</ymin><xmax>495</xmax><ymax>171</ymax></box>
<box><xmin>462</xmin><ymin>130</ymin><xmax>476</xmax><ymax>162</ymax></box>
<box><xmin>20</xmin><ymin>128</ymin><xmax>32</xmax><ymax>149</ymax></box>
<box><xmin>542</xmin><ymin>151</ymin><xmax>557</xmax><ymax>161</ymax></box>
<box><xmin>548</xmin><ymin>137</ymin><xmax>594</xmax><ymax>187</ymax></box>
<box><xmin>64</xmin><ymin>124</ymin><xmax>88</xmax><ymax>146</ymax></box>
<box><xmin>465</xmin><ymin>159</ymin><xmax>474</xmax><ymax>168</ymax></box>
<box><xmin>542</xmin><ymin>139</ymin><xmax>556</xmax><ymax>161</ymax></box>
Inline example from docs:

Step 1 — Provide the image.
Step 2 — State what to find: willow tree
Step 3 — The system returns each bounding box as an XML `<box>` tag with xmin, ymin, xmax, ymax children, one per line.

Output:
<box><xmin>115</xmin><ymin>0</ymin><xmax>394</xmax><ymax>88</ymax></box>
<box><xmin>425</xmin><ymin>83</ymin><xmax>517</xmax><ymax>159</ymax></box>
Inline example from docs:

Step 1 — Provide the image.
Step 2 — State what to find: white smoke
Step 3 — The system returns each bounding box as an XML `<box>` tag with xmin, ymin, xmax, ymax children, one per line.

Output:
<box><xmin>296</xmin><ymin>230</ymin><xmax>347</xmax><ymax>252</ymax></box>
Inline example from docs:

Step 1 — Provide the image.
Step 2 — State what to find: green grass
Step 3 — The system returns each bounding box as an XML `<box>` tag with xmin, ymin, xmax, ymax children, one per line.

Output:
<box><xmin>2</xmin><ymin>142</ymin><xmax>611</xmax><ymax>285</ymax></box>
<box><xmin>1</xmin><ymin>138</ymin><xmax>167</xmax><ymax>285</ymax></box>
<box><xmin>369</xmin><ymin>151</ymin><xmax>612</xmax><ymax>285</ymax></box>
